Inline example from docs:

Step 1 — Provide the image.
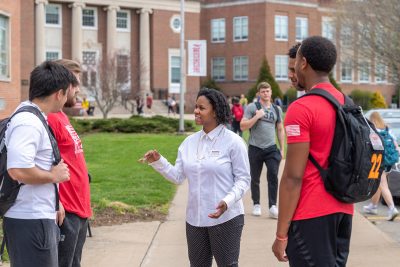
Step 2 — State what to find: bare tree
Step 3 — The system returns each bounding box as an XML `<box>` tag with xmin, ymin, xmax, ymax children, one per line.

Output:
<box><xmin>86</xmin><ymin>54</ymin><xmax>131</xmax><ymax>119</ymax></box>
<box><xmin>336</xmin><ymin>0</ymin><xmax>400</xmax><ymax>84</ymax></box>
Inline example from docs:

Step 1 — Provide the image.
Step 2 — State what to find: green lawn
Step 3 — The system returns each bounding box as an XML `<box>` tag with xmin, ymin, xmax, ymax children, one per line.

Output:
<box><xmin>82</xmin><ymin>133</ymin><xmax>186</xmax><ymax>213</ymax></box>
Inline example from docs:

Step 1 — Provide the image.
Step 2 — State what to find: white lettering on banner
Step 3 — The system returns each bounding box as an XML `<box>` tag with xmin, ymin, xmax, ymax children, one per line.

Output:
<box><xmin>188</xmin><ymin>40</ymin><xmax>207</xmax><ymax>76</ymax></box>
<box><xmin>285</xmin><ymin>125</ymin><xmax>301</xmax><ymax>136</ymax></box>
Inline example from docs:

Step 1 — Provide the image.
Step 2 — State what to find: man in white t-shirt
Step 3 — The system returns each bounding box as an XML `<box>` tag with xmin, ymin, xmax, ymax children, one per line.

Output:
<box><xmin>3</xmin><ymin>61</ymin><xmax>77</xmax><ymax>267</ymax></box>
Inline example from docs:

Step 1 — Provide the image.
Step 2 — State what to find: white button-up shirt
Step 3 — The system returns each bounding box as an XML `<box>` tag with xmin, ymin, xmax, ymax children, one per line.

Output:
<box><xmin>150</xmin><ymin>124</ymin><xmax>250</xmax><ymax>227</ymax></box>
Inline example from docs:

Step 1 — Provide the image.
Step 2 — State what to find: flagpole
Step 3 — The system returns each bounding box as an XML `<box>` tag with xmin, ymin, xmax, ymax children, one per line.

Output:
<box><xmin>179</xmin><ymin>0</ymin><xmax>185</xmax><ymax>133</ymax></box>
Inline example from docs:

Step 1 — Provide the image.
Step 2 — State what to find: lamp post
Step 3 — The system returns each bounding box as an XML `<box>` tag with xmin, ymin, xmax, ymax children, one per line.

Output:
<box><xmin>179</xmin><ymin>0</ymin><xmax>185</xmax><ymax>133</ymax></box>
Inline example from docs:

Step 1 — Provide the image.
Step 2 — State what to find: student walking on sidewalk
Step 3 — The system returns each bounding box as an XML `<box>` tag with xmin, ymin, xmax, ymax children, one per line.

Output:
<box><xmin>141</xmin><ymin>88</ymin><xmax>250</xmax><ymax>267</ymax></box>
<box><xmin>240</xmin><ymin>82</ymin><xmax>285</xmax><ymax>218</ymax></box>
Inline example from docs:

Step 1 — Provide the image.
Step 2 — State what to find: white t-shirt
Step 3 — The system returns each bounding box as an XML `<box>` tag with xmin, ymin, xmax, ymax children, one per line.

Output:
<box><xmin>4</xmin><ymin>101</ymin><xmax>57</xmax><ymax>220</ymax></box>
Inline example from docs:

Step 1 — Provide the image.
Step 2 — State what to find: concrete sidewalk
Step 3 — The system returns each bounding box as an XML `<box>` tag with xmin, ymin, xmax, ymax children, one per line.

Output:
<box><xmin>78</xmin><ymin>162</ymin><xmax>400</xmax><ymax>267</ymax></box>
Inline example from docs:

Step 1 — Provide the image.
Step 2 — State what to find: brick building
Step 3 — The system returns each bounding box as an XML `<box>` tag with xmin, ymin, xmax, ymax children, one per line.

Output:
<box><xmin>0</xmin><ymin>1</ymin><xmax>21</xmax><ymax>117</ymax></box>
<box><xmin>0</xmin><ymin>0</ymin><xmax>395</xmax><ymax>118</ymax></box>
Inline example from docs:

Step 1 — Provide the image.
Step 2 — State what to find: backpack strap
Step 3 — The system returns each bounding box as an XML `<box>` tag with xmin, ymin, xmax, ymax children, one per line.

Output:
<box><xmin>7</xmin><ymin>105</ymin><xmax>61</xmax><ymax>211</ymax></box>
<box><xmin>301</xmin><ymin>89</ymin><xmax>345</xmax><ymax>179</ymax></box>
<box><xmin>271</xmin><ymin>103</ymin><xmax>281</xmax><ymax>124</ymax></box>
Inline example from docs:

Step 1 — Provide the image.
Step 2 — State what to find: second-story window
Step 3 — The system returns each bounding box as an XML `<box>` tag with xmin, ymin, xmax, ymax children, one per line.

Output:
<box><xmin>233</xmin><ymin>56</ymin><xmax>248</xmax><ymax>81</ymax></box>
<box><xmin>341</xmin><ymin>59</ymin><xmax>352</xmax><ymax>82</ymax></box>
<box><xmin>117</xmin><ymin>10</ymin><xmax>129</xmax><ymax>30</ymax></box>
<box><xmin>322</xmin><ymin>17</ymin><xmax>335</xmax><ymax>41</ymax></box>
<box><xmin>233</xmin><ymin>16</ymin><xmax>248</xmax><ymax>41</ymax></box>
<box><xmin>296</xmin><ymin>17</ymin><xmax>308</xmax><ymax>41</ymax></box>
<box><xmin>45</xmin><ymin>4</ymin><xmax>61</xmax><ymax>26</ymax></box>
<box><xmin>82</xmin><ymin>8</ymin><xmax>97</xmax><ymax>28</ymax></box>
<box><xmin>211</xmin><ymin>18</ymin><xmax>225</xmax><ymax>43</ymax></box>
<box><xmin>0</xmin><ymin>15</ymin><xmax>9</xmax><ymax>79</ymax></box>
<box><xmin>375</xmin><ymin>61</ymin><xmax>387</xmax><ymax>83</ymax></box>
<box><xmin>275</xmin><ymin>15</ymin><xmax>288</xmax><ymax>41</ymax></box>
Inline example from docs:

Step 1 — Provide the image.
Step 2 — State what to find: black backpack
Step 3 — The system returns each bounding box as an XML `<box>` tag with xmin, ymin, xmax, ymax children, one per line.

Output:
<box><xmin>0</xmin><ymin>106</ymin><xmax>61</xmax><ymax>215</ymax></box>
<box><xmin>304</xmin><ymin>89</ymin><xmax>384</xmax><ymax>203</ymax></box>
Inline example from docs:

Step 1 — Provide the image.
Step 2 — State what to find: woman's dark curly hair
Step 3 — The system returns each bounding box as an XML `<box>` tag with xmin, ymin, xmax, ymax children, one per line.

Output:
<box><xmin>197</xmin><ymin>88</ymin><xmax>231</xmax><ymax>125</ymax></box>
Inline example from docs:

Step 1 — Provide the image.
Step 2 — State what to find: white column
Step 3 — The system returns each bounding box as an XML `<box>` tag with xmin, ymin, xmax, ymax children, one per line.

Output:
<box><xmin>35</xmin><ymin>0</ymin><xmax>48</xmax><ymax>65</ymax></box>
<box><xmin>105</xmin><ymin>5</ymin><xmax>120</xmax><ymax>57</ymax></box>
<box><xmin>137</xmin><ymin>8</ymin><xmax>153</xmax><ymax>97</ymax></box>
<box><xmin>71</xmin><ymin>2</ymin><xmax>85</xmax><ymax>62</ymax></box>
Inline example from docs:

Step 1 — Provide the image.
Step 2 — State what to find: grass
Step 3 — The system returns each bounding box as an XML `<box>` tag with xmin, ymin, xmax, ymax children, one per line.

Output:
<box><xmin>82</xmin><ymin>133</ymin><xmax>186</xmax><ymax>213</ymax></box>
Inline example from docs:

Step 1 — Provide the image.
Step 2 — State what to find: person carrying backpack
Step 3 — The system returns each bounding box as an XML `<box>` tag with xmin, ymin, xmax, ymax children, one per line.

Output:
<box><xmin>231</xmin><ymin>97</ymin><xmax>244</xmax><ymax>136</ymax></box>
<box><xmin>2</xmin><ymin>61</ymin><xmax>75</xmax><ymax>267</ymax></box>
<box><xmin>272</xmin><ymin>37</ymin><xmax>354</xmax><ymax>266</ymax></box>
<box><xmin>363</xmin><ymin>111</ymin><xmax>399</xmax><ymax>221</ymax></box>
<box><xmin>240</xmin><ymin>82</ymin><xmax>285</xmax><ymax>219</ymax></box>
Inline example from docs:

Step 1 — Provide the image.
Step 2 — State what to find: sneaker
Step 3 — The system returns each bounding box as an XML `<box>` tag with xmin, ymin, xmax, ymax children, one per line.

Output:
<box><xmin>387</xmin><ymin>207</ymin><xmax>399</xmax><ymax>221</ymax></box>
<box><xmin>363</xmin><ymin>203</ymin><xmax>378</xmax><ymax>215</ymax></box>
<box><xmin>252</xmin><ymin>204</ymin><xmax>261</xmax><ymax>216</ymax></box>
<box><xmin>269</xmin><ymin>205</ymin><xmax>278</xmax><ymax>219</ymax></box>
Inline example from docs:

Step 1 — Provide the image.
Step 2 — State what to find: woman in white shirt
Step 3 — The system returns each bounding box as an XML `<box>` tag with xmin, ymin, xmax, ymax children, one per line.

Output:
<box><xmin>142</xmin><ymin>88</ymin><xmax>250</xmax><ymax>266</ymax></box>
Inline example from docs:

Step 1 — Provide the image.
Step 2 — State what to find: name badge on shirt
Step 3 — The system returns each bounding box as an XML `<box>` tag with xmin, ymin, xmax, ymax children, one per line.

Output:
<box><xmin>210</xmin><ymin>150</ymin><xmax>220</xmax><ymax>157</ymax></box>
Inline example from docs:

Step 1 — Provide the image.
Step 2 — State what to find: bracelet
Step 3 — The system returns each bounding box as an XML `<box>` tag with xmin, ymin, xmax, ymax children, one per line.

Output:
<box><xmin>276</xmin><ymin>235</ymin><xmax>288</xmax><ymax>242</ymax></box>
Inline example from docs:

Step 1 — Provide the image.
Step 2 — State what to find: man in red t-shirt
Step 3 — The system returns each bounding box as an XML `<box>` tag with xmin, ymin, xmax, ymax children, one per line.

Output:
<box><xmin>272</xmin><ymin>36</ymin><xmax>354</xmax><ymax>267</ymax></box>
<box><xmin>48</xmin><ymin>59</ymin><xmax>92</xmax><ymax>267</ymax></box>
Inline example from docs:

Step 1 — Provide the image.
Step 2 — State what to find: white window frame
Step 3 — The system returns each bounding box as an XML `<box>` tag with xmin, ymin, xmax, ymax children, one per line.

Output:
<box><xmin>375</xmin><ymin>61</ymin><xmax>387</xmax><ymax>83</ymax></box>
<box><xmin>358</xmin><ymin>61</ymin><xmax>370</xmax><ymax>83</ymax></box>
<box><xmin>0</xmin><ymin>14</ymin><xmax>10</xmax><ymax>81</ymax></box>
<box><xmin>233</xmin><ymin>56</ymin><xmax>248</xmax><ymax>81</ymax></box>
<box><xmin>168</xmin><ymin>49</ymin><xmax>181</xmax><ymax>93</ymax></box>
<box><xmin>211</xmin><ymin>57</ymin><xmax>225</xmax><ymax>81</ymax></box>
<box><xmin>170</xmin><ymin>15</ymin><xmax>181</xmax><ymax>33</ymax></box>
<box><xmin>295</xmin><ymin>17</ymin><xmax>308</xmax><ymax>42</ymax></box>
<box><xmin>45</xmin><ymin>50</ymin><xmax>62</xmax><ymax>61</ymax></box>
<box><xmin>275</xmin><ymin>15</ymin><xmax>288</xmax><ymax>41</ymax></box>
<box><xmin>341</xmin><ymin>59</ymin><xmax>353</xmax><ymax>83</ymax></box>
<box><xmin>45</xmin><ymin>4</ymin><xmax>62</xmax><ymax>27</ymax></box>
<box><xmin>82</xmin><ymin>7</ymin><xmax>97</xmax><ymax>29</ymax></box>
<box><xmin>275</xmin><ymin>55</ymin><xmax>288</xmax><ymax>81</ymax></box>
<box><xmin>211</xmin><ymin>18</ymin><xmax>225</xmax><ymax>43</ymax></box>
<box><xmin>233</xmin><ymin>16</ymin><xmax>248</xmax><ymax>42</ymax></box>
<box><xmin>322</xmin><ymin>17</ymin><xmax>335</xmax><ymax>42</ymax></box>
<box><xmin>116</xmin><ymin>10</ymin><xmax>130</xmax><ymax>32</ymax></box>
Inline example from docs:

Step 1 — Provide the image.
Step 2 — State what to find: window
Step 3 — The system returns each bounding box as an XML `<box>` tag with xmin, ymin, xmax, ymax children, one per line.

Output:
<box><xmin>46</xmin><ymin>51</ymin><xmax>60</xmax><ymax>61</ymax></box>
<box><xmin>358</xmin><ymin>62</ymin><xmax>370</xmax><ymax>83</ymax></box>
<box><xmin>233</xmin><ymin>17</ymin><xmax>248</xmax><ymax>41</ymax></box>
<box><xmin>45</xmin><ymin>4</ymin><xmax>61</xmax><ymax>26</ymax></box>
<box><xmin>275</xmin><ymin>15</ymin><xmax>288</xmax><ymax>41</ymax></box>
<box><xmin>341</xmin><ymin>59</ymin><xmax>352</xmax><ymax>82</ymax></box>
<box><xmin>170</xmin><ymin>15</ymin><xmax>181</xmax><ymax>33</ymax></box>
<box><xmin>211</xmin><ymin>57</ymin><xmax>225</xmax><ymax>81</ymax></box>
<box><xmin>296</xmin><ymin>17</ymin><xmax>308</xmax><ymax>41</ymax></box>
<box><xmin>82</xmin><ymin>51</ymin><xmax>97</xmax><ymax>87</ymax></box>
<box><xmin>0</xmin><ymin>15</ymin><xmax>9</xmax><ymax>79</ymax></box>
<box><xmin>340</xmin><ymin>26</ymin><xmax>352</xmax><ymax>47</ymax></box>
<box><xmin>275</xmin><ymin>55</ymin><xmax>288</xmax><ymax>80</ymax></box>
<box><xmin>117</xmin><ymin>11</ymin><xmax>129</xmax><ymax>30</ymax></box>
<box><xmin>170</xmin><ymin>56</ymin><xmax>181</xmax><ymax>84</ymax></box>
<box><xmin>82</xmin><ymin>8</ymin><xmax>97</xmax><ymax>28</ymax></box>
<box><xmin>322</xmin><ymin>17</ymin><xmax>335</xmax><ymax>41</ymax></box>
<box><xmin>117</xmin><ymin>54</ymin><xmax>130</xmax><ymax>83</ymax></box>
<box><xmin>375</xmin><ymin>62</ymin><xmax>387</xmax><ymax>83</ymax></box>
<box><xmin>233</xmin><ymin>56</ymin><xmax>248</xmax><ymax>81</ymax></box>
<box><xmin>211</xmin><ymin>18</ymin><xmax>225</xmax><ymax>43</ymax></box>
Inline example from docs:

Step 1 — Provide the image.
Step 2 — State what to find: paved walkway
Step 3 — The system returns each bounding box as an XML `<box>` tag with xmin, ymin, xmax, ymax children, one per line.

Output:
<box><xmin>80</xmin><ymin>163</ymin><xmax>400</xmax><ymax>267</ymax></box>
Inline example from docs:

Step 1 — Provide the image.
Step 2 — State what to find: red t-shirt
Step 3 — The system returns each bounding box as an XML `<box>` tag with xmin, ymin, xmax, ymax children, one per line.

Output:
<box><xmin>284</xmin><ymin>83</ymin><xmax>354</xmax><ymax>221</ymax></box>
<box><xmin>48</xmin><ymin>112</ymin><xmax>92</xmax><ymax>218</ymax></box>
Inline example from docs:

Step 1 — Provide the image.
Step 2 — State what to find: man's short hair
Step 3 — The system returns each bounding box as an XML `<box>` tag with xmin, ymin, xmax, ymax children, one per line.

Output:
<box><xmin>29</xmin><ymin>61</ymin><xmax>78</xmax><ymax>101</ymax></box>
<box><xmin>299</xmin><ymin>36</ymin><xmax>337</xmax><ymax>74</ymax></box>
<box><xmin>288</xmin><ymin>43</ymin><xmax>301</xmax><ymax>59</ymax></box>
<box><xmin>257</xmin><ymin>82</ymin><xmax>271</xmax><ymax>91</ymax></box>
<box><xmin>54</xmin><ymin>59</ymin><xmax>81</xmax><ymax>74</ymax></box>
